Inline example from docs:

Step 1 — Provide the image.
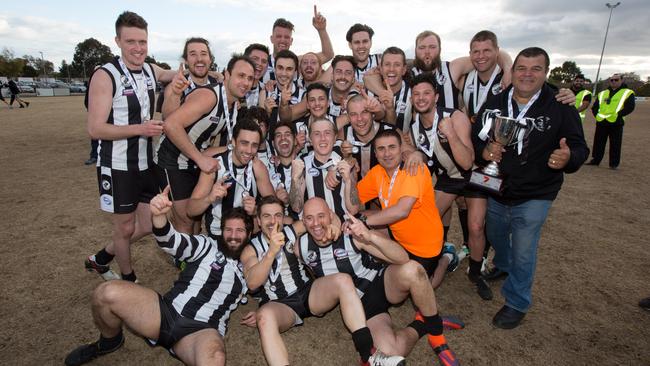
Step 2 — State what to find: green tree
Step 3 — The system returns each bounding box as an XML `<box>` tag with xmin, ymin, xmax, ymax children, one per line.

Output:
<box><xmin>71</xmin><ymin>38</ymin><xmax>114</xmax><ymax>79</ymax></box>
<box><xmin>549</xmin><ymin>61</ymin><xmax>583</xmax><ymax>84</ymax></box>
<box><xmin>21</xmin><ymin>55</ymin><xmax>54</xmax><ymax>77</ymax></box>
<box><xmin>145</xmin><ymin>55</ymin><xmax>171</xmax><ymax>70</ymax></box>
<box><xmin>0</xmin><ymin>48</ymin><xmax>25</xmax><ymax>77</ymax></box>
<box><xmin>59</xmin><ymin>60</ymin><xmax>73</xmax><ymax>81</ymax></box>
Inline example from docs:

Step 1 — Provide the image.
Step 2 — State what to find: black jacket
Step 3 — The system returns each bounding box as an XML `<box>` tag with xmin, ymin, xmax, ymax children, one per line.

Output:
<box><xmin>472</xmin><ymin>83</ymin><xmax>589</xmax><ymax>204</ymax></box>
<box><xmin>591</xmin><ymin>84</ymin><xmax>636</xmax><ymax>125</ymax></box>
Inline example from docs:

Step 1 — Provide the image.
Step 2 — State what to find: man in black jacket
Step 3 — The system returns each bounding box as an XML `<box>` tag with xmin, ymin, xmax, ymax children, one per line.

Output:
<box><xmin>586</xmin><ymin>74</ymin><xmax>636</xmax><ymax>169</ymax></box>
<box><xmin>472</xmin><ymin>47</ymin><xmax>589</xmax><ymax>329</ymax></box>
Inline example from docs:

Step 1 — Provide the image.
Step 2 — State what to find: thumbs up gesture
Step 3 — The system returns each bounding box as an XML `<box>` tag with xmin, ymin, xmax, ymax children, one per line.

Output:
<box><xmin>170</xmin><ymin>63</ymin><xmax>190</xmax><ymax>96</ymax></box>
<box><xmin>548</xmin><ymin>138</ymin><xmax>571</xmax><ymax>169</ymax></box>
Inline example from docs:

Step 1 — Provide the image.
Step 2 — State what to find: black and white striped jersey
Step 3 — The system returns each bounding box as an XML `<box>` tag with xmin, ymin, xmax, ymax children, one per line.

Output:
<box><xmin>205</xmin><ymin>151</ymin><xmax>259</xmax><ymax>238</ymax></box>
<box><xmin>263</xmin><ymin>55</ymin><xmax>276</xmax><ymax>84</ymax></box>
<box><xmin>97</xmin><ymin>57</ymin><xmax>156</xmax><ymax>171</ymax></box>
<box><xmin>244</xmin><ymin>80</ymin><xmax>265</xmax><ymax>108</ymax></box>
<box><xmin>153</xmin><ymin>222</ymin><xmax>247</xmax><ymax>337</ymax></box>
<box><xmin>411</xmin><ymin>61</ymin><xmax>459</xmax><ymax>110</ymax></box>
<box><xmin>249</xmin><ymin>225</ymin><xmax>310</xmax><ymax>302</ymax></box>
<box><xmin>156</xmin><ymin>83</ymin><xmax>232</xmax><ymax>170</ymax></box>
<box><xmin>462</xmin><ymin>67</ymin><xmax>503</xmax><ymax>119</ymax></box>
<box><xmin>342</xmin><ymin>122</ymin><xmax>393</xmax><ymax>180</ymax></box>
<box><xmin>298</xmin><ymin>233</ymin><xmax>384</xmax><ymax>298</ymax></box>
<box><xmin>410</xmin><ymin>107</ymin><xmax>467</xmax><ymax>179</ymax></box>
<box><xmin>393</xmin><ymin>80</ymin><xmax>413</xmax><ymax>132</ymax></box>
<box><xmin>267</xmin><ymin>79</ymin><xmax>305</xmax><ymax>127</ymax></box>
<box><xmin>355</xmin><ymin>54</ymin><xmax>381</xmax><ymax>83</ymax></box>
<box><xmin>300</xmin><ymin>149</ymin><xmax>348</xmax><ymax>219</ymax></box>
<box><xmin>327</xmin><ymin>87</ymin><xmax>359</xmax><ymax>122</ymax></box>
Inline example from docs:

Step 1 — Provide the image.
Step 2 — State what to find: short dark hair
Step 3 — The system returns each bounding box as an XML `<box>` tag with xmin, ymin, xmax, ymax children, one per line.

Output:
<box><xmin>410</xmin><ymin>73</ymin><xmax>438</xmax><ymax>92</ymax></box>
<box><xmin>233</xmin><ymin>116</ymin><xmax>263</xmax><ymax>142</ymax></box>
<box><xmin>470</xmin><ymin>30</ymin><xmax>499</xmax><ymax>49</ymax></box>
<box><xmin>346</xmin><ymin>23</ymin><xmax>374</xmax><ymax>42</ymax></box>
<box><xmin>574</xmin><ymin>74</ymin><xmax>585</xmax><ymax>80</ymax></box>
<box><xmin>275</xmin><ymin>50</ymin><xmax>299</xmax><ymax>70</ymax></box>
<box><xmin>240</xmin><ymin>106</ymin><xmax>269</xmax><ymax>128</ymax></box>
<box><xmin>257</xmin><ymin>196</ymin><xmax>285</xmax><ymax>217</ymax></box>
<box><xmin>222</xmin><ymin>207</ymin><xmax>254</xmax><ymax>237</ymax></box>
<box><xmin>306</xmin><ymin>82</ymin><xmax>329</xmax><ymax>99</ymax></box>
<box><xmin>182</xmin><ymin>37</ymin><xmax>214</xmax><ymax>64</ymax></box>
<box><xmin>115</xmin><ymin>11</ymin><xmax>147</xmax><ymax>37</ymax></box>
<box><xmin>513</xmin><ymin>47</ymin><xmax>550</xmax><ymax>71</ymax></box>
<box><xmin>331</xmin><ymin>55</ymin><xmax>357</xmax><ymax>70</ymax></box>
<box><xmin>244</xmin><ymin>43</ymin><xmax>270</xmax><ymax>57</ymax></box>
<box><xmin>272</xmin><ymin>120</ymin><xmax>297</xmax><ymax>137</ymax></box>
<box><xmin>273</xmin><ymin>18</ymin><xmax>294</xmax><ymax>32</ymax></box>
<box><xmin>226</xmin><ymin>54</ymin><xmax>255</xmax><ymax>74</ymax></box>
<box><xmin>373</xmin><ymin>129</ymin><xmax>402</xmax><ymax>148</ymax></box>
<box><xmin>381</xmin><ymin>47</ymin><xmax>406</xmax><ymax>65</ymax></box>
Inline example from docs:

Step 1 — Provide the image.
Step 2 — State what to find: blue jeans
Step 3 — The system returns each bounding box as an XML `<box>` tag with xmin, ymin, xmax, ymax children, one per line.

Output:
<box><xmin>486</xmin><ymin>198</ymin><xmax>552</xmax><ymax>313</ymax></box>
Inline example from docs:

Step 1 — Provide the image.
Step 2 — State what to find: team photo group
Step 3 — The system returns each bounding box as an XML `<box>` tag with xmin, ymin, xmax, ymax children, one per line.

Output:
<box><xmin>64</xmin><ymin>6</ymin><xmax>602</xmax><ymax>366</ymax></box>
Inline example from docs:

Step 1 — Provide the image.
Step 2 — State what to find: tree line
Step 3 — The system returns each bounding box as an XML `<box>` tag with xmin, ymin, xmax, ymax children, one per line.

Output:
<box><xmin>0</xmin><ymin>38</ymin><xmax>170</xmax><ymax>81</ymax></box>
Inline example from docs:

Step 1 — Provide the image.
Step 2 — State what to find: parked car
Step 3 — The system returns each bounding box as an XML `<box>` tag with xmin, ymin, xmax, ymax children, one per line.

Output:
<box><xmin>49</xmin><ymin>81</ymin><xmax>70</xmax><ymax>89</ymax></box>
<box><xmin>70</xmin><ymin>82</ymin><xmax>87</xmax><ymax>93</ymax></box>
<box><xmin>17</xmin><ymin>81</ymin><xmax>35</xmax><ymax>93</ymax></box>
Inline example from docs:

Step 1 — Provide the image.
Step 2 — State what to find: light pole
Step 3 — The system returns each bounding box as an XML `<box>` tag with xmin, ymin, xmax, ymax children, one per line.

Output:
<box><xmin>39</xmin><ymin>51</ymin><xmax>47</xmax><ymax>79</ymax></box>
<box><xmin>592</xmin><ymin>2</ymin><xmax>621</xmax><ymax>96</ymax></box>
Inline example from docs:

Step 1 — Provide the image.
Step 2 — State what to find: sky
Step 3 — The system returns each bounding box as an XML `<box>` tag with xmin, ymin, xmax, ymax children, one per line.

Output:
<box><xmin>1</xmin><ymin>0</ymin><xmax>649</xmax><ymax>82</ymax></box>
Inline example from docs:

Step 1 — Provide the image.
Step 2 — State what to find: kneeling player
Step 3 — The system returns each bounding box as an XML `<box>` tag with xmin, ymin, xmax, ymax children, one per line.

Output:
<box><xmin>65</xmin><ymin>188</ymin><xmax>251</xmax><ymax>366</ymax></box>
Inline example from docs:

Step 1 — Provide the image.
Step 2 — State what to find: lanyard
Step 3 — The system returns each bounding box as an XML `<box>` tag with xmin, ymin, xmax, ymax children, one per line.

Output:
<box><xmin>507</xmin><ymin>88</ymin><xmax>540</xmax><ymax>154</ymax></box>
<box><xmin>472</xmin><ymin>65</ymin><xmax>501</xmax><ymax>113</ymax></box>
<box><xmin>220</xmin><ymin>86</ymin><xmax>239</xmax><ymax>149</ymax></box>
<box><xmin>226</xmin><ymin>152</ymin><xmax>253</xmax><ymax>194</ymax></box>
<box><xmin>413</xmin><ymin>111</ymin><xmax>439</xmax><ymax>158</ymax></box>
<box><xmin>378</xmin><ymin>168</ymin><xmax>399</xmax><ymax>207</ymax></box>
<box><xmin>117</xmin><ymin>57</ymin><xmax>151</xmax><ymax>122</ymax></box>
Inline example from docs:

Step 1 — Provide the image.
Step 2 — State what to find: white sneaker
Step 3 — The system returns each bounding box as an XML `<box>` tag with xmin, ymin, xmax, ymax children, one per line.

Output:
<box><xmin>368</xmin><ymin>349</ymin><xmax>406</xmax><ymax>366</ymax></box>
<box><xmin>85</xmin><ymin>255</ymin><xmax>121</xmax><ymax>281</ymax></box>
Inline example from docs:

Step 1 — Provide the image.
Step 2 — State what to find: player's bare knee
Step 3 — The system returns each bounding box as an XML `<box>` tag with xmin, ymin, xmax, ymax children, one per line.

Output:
<box><xmin>468</xmin><ymin>220</ymin><xmax>484</xmax><ymax>235</ymax></box>
<box><xmin>92</xmin><ymin>281</ymin><xmax>122</xmax><ymax>307</ymax></box>
<box><xmin>332</xmin><ymin>273</ymin><xmax>354</xmax><ymax>293</ymax></box>
<box><xmin>255</xmin><ymin>307</ymin><xmax>276</xmax><ymax>330</ymax></box>
<box><xmin>404</xmin><ymin>260</ymin><xmax>427</xmax><ymax>282</ymax></box>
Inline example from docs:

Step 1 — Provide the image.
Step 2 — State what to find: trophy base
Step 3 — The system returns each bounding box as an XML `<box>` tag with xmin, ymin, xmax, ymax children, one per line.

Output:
<box><xmin>468</xmin><ymin>168</ymin><xmax>503</xmax><ymax>194</ymax></box>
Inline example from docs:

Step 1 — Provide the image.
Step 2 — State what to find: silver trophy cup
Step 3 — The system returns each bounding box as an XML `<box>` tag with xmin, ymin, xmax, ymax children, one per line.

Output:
<box><xmin>470</xmin><ymin>111</ymin><xmax>532</xmax><ymax>193</ymax></box>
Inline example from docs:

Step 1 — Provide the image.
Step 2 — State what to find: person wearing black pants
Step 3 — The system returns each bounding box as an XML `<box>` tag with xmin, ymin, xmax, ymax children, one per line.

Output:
<box><xmin>586</xmin><ymin>75</ymin><xmax>635</xmax><ymax>169</ymax></box>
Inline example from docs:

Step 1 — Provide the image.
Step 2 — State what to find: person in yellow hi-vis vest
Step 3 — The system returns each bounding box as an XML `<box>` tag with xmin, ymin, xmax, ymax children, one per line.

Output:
<box><xmin>586</xmin><ymin>74</ymin><xmax>635</xmax><ymax>169</ymax></box>
<box><xmin>571</xmin><ymin>74</ymin><xmax>591</xmax><ymax>122</ymax></box>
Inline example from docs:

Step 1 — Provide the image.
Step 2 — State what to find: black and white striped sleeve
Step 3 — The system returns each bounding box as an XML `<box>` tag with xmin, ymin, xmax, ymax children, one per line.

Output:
<box><xmin>153</xmin><ymin>222</ymin><xmax>213</xmax><ymax>262</ymax></box>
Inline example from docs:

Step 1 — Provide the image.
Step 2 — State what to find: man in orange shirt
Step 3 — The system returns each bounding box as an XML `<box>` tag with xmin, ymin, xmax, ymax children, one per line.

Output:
<box><xmin>357</xmin><ymin>129</ymin><xmax>458</xmax><ymax>289</ymax></box>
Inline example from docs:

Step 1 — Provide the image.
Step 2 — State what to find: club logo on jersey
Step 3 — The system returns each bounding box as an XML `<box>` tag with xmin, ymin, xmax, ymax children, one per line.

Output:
<box><xmin>215</xmin><ymin>252</ymin><xmax>226</xmax><ymax>264</ymax></box>
<box><xmin>466</xmin><ymin>83</ymin><xmax>475</xmax><ymax>92</ymax></box>
<box><xmin>532</xmin><ymin>116</ymin><xmax>551</xmax><ymax>132</ymax></box>
<box><xmin>308</xmin><ymin>167</ymin><xmax>320</xmax><ymax>177</ymax></box>
<box><xmin>120</xmin><ymin>75</ymin><xmax>131</xmax><ymax>88</ymax></box>
<box><xmin>285</xmin><ymin>240</ymin><xmax>294</xmax><ymax>253</ymax></box>
<box><xmin>100</xmin><ymin>194</ymin><xmax>113</xmax><ymax>211</ymax></box>
<box><xmin>397</xmin><ymin>101</ymin><xmax>407</xmax><ymax>113</ymax></box>
<box><xmin>209</xmin><ymin>115</ymin><xmax>221</xmax><ymax>123</ymax></box>
<box><xmin>306</xmin><ymin>250</ymin><xmax>318</xmax><ymax>266</ymax></box>
<box><xmin>102</xmin><ymin>179</ymin><xmax>111</xmax><ymax>191</ymax></box>
<box><xmin>210</xmin><ymin>261</ymin><xmax>222</xmax><ymax>271</ymax></box>
<box><xmin>436</xmin><ymin>72</ymin><xmax>447</xmax><ymax>86</ymax></box>
<box><xmin>491</xmin><ymin>84</ymin><xmax>503</xmax><ymax>95</ymax></box>
<box><xmin>333</xmin><ymin>248</ymin><xmax>348</xmax><ymax>260</ymax></box>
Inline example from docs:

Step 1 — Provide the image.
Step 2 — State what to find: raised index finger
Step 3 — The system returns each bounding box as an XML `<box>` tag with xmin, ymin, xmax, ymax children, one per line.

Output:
<box><xmin>314</xmin><ymin>4</ymin><xmax>317</xmax><ymax>16</ymax></box>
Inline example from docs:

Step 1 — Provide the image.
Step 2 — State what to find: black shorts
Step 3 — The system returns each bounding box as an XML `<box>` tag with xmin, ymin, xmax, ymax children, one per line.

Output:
<box><xmin>435</xmin><ymin>175</ymin><xmax>487</xmax><ymax>199</ymax></box>
<box><xmin>153</xmin><ymin>164</ymin><xmax>200</xmax><ymax>201</ymax></box>
<box><xmin>263</xmin><ymin>282</ymin><xmax>314</xmax><ymax>325</ymax></box>
<box><xmin>408</xmin><ymin>251</ymin><xmax>441</xmax><ymax>277</ymax></box>
<box><xmin>96</xmin><ymin>166</ymin><xmax>157</xmax><ymax>214</ymax></box>
<box><xmin>361</xmin><ymin>272</ymin><xmax>391</xmax><ymax>320</ymax></box>
<box><xmin>145</xmin><ymin>294</ymin><xmax>215</xmax><ymax>351</ymax></box>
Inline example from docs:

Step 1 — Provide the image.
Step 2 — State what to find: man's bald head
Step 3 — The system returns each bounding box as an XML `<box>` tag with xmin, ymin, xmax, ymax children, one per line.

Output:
<box><xmin>303</xmin><ymin>197</ymin><xmax>329</xmax><ymax>216</ymax></box>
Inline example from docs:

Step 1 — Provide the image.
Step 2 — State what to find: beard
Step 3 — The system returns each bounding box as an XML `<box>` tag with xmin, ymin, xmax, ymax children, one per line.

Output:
<box><xmin>414</xmin><ymin>56</ymin><xmax>441</xmax><ymax>73</ymax></box>
<box><xmin>216</xmin><ymin>235</ymin><xmax>246</xmax><ymax>259</ymax></box>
